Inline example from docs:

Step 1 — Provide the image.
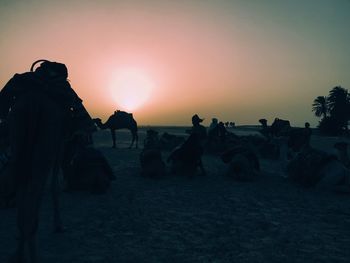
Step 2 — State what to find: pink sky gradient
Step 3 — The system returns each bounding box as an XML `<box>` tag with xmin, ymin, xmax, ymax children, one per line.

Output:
<box><xmin>1</xmin><ymin>0</ymin><xmax>349</xmax><ymax>127</ymax></box>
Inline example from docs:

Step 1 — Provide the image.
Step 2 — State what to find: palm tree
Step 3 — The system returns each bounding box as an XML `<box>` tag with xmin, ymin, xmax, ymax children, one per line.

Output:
<box><xmin>312</xmin><ymin>96</ymin><xmax>328</xmax><ymax>119</ymax></box>
<box><xmin>327</xmin><ymin>86</ymin><xmax>350</xmax><ymax>129</ymax></box>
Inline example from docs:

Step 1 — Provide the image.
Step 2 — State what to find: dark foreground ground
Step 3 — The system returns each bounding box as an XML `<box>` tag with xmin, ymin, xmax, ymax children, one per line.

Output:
<box><xmin>1</xmin><ymin>127</ymin><xmax>350</xmax><ymax>262</ymax></box>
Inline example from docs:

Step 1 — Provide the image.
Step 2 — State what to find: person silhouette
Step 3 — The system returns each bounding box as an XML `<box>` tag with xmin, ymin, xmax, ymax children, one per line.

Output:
<box><xmin>190</xmin><ymin>114</ymin><xmax>207</xmax><ymax>145</ymax></box>
<box><xmin>207</xmin><ymin>118</ymin><xmax>219</xmax><ymax>144</ymax></box>
<box><xmin>208</xmin><ymin>118</ymin><xmax>218</xmax><ymax>134</ymax></box>
<box><xmin>218</xmin><ymin>121</ymin><xmax>228</xmax><ymax>142</ymax></box>
<box><xmin>304</xmin><ymin>122</ymin><xmax>312</xmax><ymax>147</ymax></box>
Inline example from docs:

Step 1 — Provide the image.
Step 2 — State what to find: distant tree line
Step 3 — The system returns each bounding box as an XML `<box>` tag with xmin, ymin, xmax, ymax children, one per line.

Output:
<box><xmin>312</xmin><ymin>86</ymin><xmax>350</xmax><ymax>135</ymax></box>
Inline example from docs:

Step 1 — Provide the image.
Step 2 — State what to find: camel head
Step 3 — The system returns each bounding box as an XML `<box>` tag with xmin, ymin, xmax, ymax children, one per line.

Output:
<box><xmin>259</xmin><ymin>119</ymin><xmax>268</xmax><ymax>127</ymax></box>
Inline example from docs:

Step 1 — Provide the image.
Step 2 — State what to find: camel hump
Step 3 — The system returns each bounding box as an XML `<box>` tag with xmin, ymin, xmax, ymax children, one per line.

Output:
<box><xmin>271</xmin><ymin>118</ymin><xmax>290</xmax><ymax>127</ymax></box>
<box><xmin>115</xmin><ymin>110</ymin><xmax>133</xmax><ymax>119</ymax></box>
<box><xmin>270</xmin><ymin>118</ymin><xmax>291</xmax><ymax>136</ymax></box>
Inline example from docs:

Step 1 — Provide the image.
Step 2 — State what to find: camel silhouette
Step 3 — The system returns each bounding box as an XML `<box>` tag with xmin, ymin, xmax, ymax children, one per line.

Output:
<box><xmin>94</xmin><ymin>110</ymin><xmax>138</xmax><ymax>148</ymax></box>
<box><xmin>167</xmin><ymin>133</ymin><xmax>205</xmax><ymax>176</ymax></box>
<box><xmin>0</xmin><ymin>60</ymin><xmax>94</xmax><ymax>263</ymax></box>
<box><xmin>276</xmin><ymin>137</ymin><xmax>350</xmax><ymax>193</ymax></box>
<box><xmin>259</xmin><ymin>118</ymin><xmax>291</xmax><ymax>138</ymax></box>
<box><xmin>221</xmin><ymin>145</ymin><xmax>260</xmax><ymax>181</ymax></box>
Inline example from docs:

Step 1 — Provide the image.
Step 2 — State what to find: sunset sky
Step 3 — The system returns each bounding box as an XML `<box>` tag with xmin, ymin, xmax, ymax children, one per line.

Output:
<box><xmin>0</xmin><ymin>0</ymin><xmax>349</xmax><ymax>127</ymax></box>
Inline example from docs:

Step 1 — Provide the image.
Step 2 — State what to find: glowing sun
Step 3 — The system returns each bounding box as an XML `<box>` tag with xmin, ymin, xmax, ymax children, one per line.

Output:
<box><xmin>109</xmin><ymin>68</ymin><xmax>154</xmax><ymax>111</ymax></box>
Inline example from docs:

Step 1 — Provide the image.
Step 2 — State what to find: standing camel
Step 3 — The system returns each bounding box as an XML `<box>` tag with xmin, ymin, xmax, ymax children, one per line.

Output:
<box><xmin>0</xmin><ymin>60</ymin><xmax>93</xmax><ymax>263</ymax></box>
<box><xmin>94</xmin><ymin>110</ymin><xmax>138</xmax><ymax>148</ymax></box>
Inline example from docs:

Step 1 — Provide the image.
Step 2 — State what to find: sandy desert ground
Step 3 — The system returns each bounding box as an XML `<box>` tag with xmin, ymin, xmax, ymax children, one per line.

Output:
<box><xmin>1</xmin><ymin>126</ymin><xmax>350</xmax><ymax>263</ymax></box>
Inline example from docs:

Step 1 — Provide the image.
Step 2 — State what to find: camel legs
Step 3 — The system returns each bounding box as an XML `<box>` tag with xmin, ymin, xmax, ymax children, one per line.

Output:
<box><xmin>129</xmin><ymin>132</ymin><xmax>138</xmax><ymax>149</ymax></box>
<box><xmin>111</xmin><ymin>129</ymin><xmax>116</xmax><ymax>148</ymax></box>
<box><xmin>129</xmin><ymin>135</ymin><xmax>134</xmax><ymax>149</ymax></box>
<box><xmin>317</xmin><ymin>161</ymin><xmax>350</xmax><ymax>193</ymax></box>
<box><xmin>111</xmin><ymin>129</ymin><xmax>138</xmax><ymax>149</ymax></box>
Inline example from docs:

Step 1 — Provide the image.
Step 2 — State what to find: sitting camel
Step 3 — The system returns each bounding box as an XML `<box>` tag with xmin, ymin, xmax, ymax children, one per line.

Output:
<box><xmin>94</xmin><ymin>110</ymin><xmax>138</xmax><ymax>148</ymax></box>
<box><xmin>159</xmin><ymin>132</ymin><xmax>185</xmax><ymax>151</ymax></box>
<box><xmin>143</xmin><ymin>129</ymin><xmax>161</xmax><ymax>150</ymax></box>
<box><xmin>139</xmin><ymin>129</ymin><xmax>166</xmax><ymax>177</ymax></box>
<box><xmin>140</xmin><ymin>149</ymin><xmax>166</xmax><ymax>177</ymax></box>
<box><xmin>62</xmin><ymin>134</ymin><xmax>115</xmax><ymax>193</ymax></box>
<box><xmin>277</xmin><ymin>137</ymin><xmax>350</xmax><ymax>193</ymax></box>
<box><xmin>221</xmin><ymin>144</ymin><xmax>260</xmax><ymax>181</ymax></box>
<box><xmin>167</xmin><ymin>133</ymin><xmax>205</xmax><ymax>176</ymax></box>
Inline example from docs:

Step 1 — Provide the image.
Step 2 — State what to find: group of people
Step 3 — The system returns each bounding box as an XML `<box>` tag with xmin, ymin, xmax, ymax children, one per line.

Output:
<box><xmin>188</xmin><ymin>114</ymin><xmax>231</xmax><ymax>151</ymax></box>
<box><xmin>147</xmin><ymin>114</ymin><xmax>234</xmax><ymax>177</ymax></box>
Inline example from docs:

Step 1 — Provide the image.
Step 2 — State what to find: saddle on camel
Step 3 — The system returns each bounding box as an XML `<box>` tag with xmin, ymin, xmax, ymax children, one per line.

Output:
<box><xmin>0</xmin><ymin>59</ymin><xmax>95</xmax><ymax>263</ymax></box>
